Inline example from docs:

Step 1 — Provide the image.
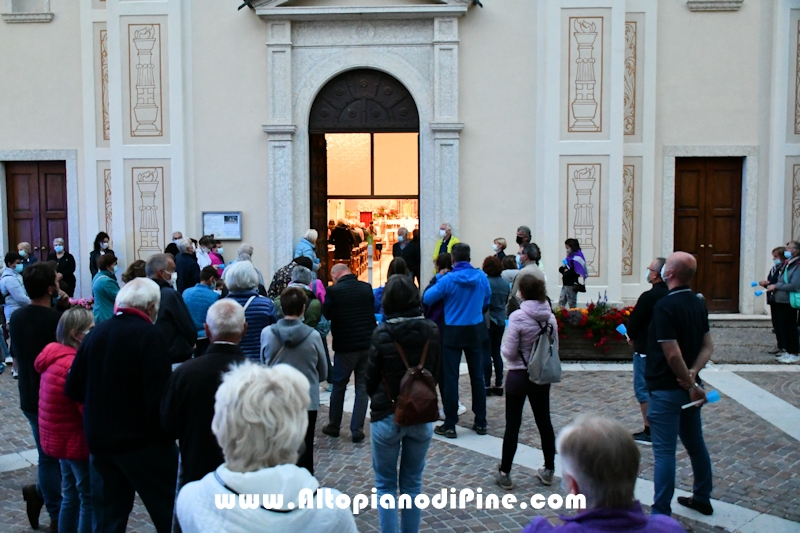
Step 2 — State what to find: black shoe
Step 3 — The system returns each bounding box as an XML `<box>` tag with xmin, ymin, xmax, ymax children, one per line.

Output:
<box><xmin>352</xmin><ymin>430</ymin><xmax>365</xmax><ymax>443</ymax></box>
<box><xmin>632</xmin><ymin>431</ymin><xmax>652</xmax><ymax>445</ymax></box>
<box><xmin>677</xmin><ymin>496</ymin><xmax>713</xmax><ymax>516</ymax></box>
<box><xmin>492</xmin><ymin>386</ymin><xmax>504</xmax><ymax>397</ymax></box>
<box><xmin>22</xmin><ymin>484</ymin><xmax>44</xmax><ymax>529</ymax></box>
<box><xmin>472</xmin><ymin>423</ymin><xmax>487</xmax><ymax>435</ymax></box>
<box><xmin>434</xmin><ymin>425</ymin><xmax>457</xmax><ymax>439</ymax></box>
<box><xmin>322</xmin><ymin>424</ymin><xmax>340</xmax><ymax>438</ymax></box>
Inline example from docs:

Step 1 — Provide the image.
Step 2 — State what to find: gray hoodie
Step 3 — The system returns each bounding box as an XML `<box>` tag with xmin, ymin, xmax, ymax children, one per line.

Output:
<box><xmin>260</xmin><ymin>318</ymin><xmax>328</xmax><ymax>410</ymax></box>
<box><xmin>775</xmin><ymin>257</ymin><xmax>800</xmax><ymax>304</ymax></box>
<box><xmin>0</xmin><ymin>266</ymin><xmax>30</xmax><ymax>323</ymax></box>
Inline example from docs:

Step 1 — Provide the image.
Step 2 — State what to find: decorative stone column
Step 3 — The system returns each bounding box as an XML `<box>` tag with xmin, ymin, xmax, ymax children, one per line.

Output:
<box><xmin>572</xmin><ymin>166</ymin><xmax>597</xmax><ymax>275</ymax></box>
<box><xmin>571</xmin><ymin>19</ymin><xmax>599</xmax><ymax>132</ymax></box>
<box><xmin>132</xmin><ymin>26</ymin><xmax>160</xmax><ymax>134</ymax></box>
<box><xmin>135</xmin><ymin>169</ymin><xmax>161</xmax><ymax>259</ymax></box>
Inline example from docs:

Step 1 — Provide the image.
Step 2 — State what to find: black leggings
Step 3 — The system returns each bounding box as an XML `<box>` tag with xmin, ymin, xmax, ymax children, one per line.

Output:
<box><xmin>500</xmin><ymin>370</ymin><xmax>555</xmax><ymax>473</ymax></box>
<box><xmin>297</xmin><ymin>410</ymin><xmax>317</xmax><ymax>475</ymax></box>
<box><xmin>773</xmin><ymin>303</ymin><xmax>799</xmax><ymax>354</ymax></box>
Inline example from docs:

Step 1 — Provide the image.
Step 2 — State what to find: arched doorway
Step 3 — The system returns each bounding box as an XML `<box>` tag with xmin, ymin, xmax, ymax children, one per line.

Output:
<box><xmin>309</xmin><ymin>69</ymin><xmax>420</xmax><ymax>284</ymax></box>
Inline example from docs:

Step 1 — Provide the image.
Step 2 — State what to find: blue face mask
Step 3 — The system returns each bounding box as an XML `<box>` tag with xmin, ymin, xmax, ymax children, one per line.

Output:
<box><xmin>216</xmin><ymin>247</ymin><xmax>223</xmax><ymax>255</ymax></box>
<box><xmin>785</xmin><ymin>250</ymin><xmax>793</xmax><ymax>259</ymax></box>
<box><xmin>516</xmin><ymin>255</ymin><xmax>523</xmax><ymax>269</ymax></box>
<box><xmin>113</xmin><ymin>264</ymin><xmax>119</xmax><ymax>273</ymax></box>
<box><xmin>14</xmin><ymin>263</ymin><xmax>23</xmax><ymax>274</ymax></box>
<box><xmin>54</xmin><ymin>245</ymin><xmax>64</xmax><ymax>253</ymax></box>
<box><xmin>775</xmin><ymin>258</ymin><xmax>783</xmax><ymax>266</ymax></box>
<box><xmin>398</xmin><ymin>235</ymin><xmax>404</xmax><ymax>243</ymax></box>
<box><xmin>660</xmin><ymin>265</ymin><xmax>667</xmax><ymax>280</ymax></box>
<box><xmin>18</xmin><ymin>250</ymin><xmax>26</xmax><ymax>258</ymax></box>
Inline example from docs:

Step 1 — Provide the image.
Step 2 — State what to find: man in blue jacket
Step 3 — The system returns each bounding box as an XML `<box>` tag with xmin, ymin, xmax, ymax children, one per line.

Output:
<box><xmin>422</xmin><ymin>243</ymin><xmax>491</xmax><ymax>438</ymax></box>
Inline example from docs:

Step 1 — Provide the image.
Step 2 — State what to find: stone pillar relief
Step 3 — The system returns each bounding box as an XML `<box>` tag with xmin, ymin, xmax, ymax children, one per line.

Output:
<box><xmin>104</xmin><ymin>168</ymin><xmax>113</xmax><ymax>246</ymax></box>
<box><xmin>101</xmin><ymin>29</ymin><xmax>110</xmax><ymax>141</ymax></box>
<box><xmin>568</xmin><ymin>18</ymin><xmax>603</xmax><ymax>133</ymax></box>
<box><xmin>128</xmin><ymin>24</ymin><xmax>163</xmax><ymax>137</ymax></box>
<box><xmin>793</xmin><ymin>165</ymin><xmax>800</xmax><ymax>241</ymax></box>
<box><xmin>132</xmin><ymin>167</ymin><xmax>165</xmax><ymax>261</ymax></box>
<box><xmin>567</xmin><ymin>164</ymin><xmax>601</xmax><ymax>277</ymax></box>
<box><xmin>623</xmin><ymin>22</ymin><xmax>636</xmax><ymax>136</ymax></box>
<box><xmin>621</xmin><ymin>165</ymin><xmax>634</xmax><ymax>275</ymax></box>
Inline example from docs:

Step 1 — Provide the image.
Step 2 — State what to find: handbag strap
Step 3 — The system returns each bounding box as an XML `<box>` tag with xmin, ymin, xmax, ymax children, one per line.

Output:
<box><xmin>522</xmin><ymin>320</ymin><xmax>552</xmax><ymax>366</ymax></box>
<box><xmin>242</xmin><ymin>295</ymin><xmax>258</xmax><ymax>313</ymax></box>
<box><xmin>268</xmin><ymin>345</ymin><xmax>286</xmax><ymax>366</ymax></box>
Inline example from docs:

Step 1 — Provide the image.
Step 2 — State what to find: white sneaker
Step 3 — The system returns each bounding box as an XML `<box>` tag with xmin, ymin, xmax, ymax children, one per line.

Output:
<box><xmin>4</xmin><ymin>356</ymin><xmax>11</xmax><ymax>364</ymax></box>
<box><xmin>777</xmin><ymin>353</ymin><xmax>800</xmax><ymax>364</ymax></box>
<box><xmin>457</xmin><ymin>402</ymin><xmax>467</xmax><ymax>415</ymax></box>
<box><xmin>774</xmin><ymin>350</ymin><xmax>788</xmax><ymax>359</ymax></box>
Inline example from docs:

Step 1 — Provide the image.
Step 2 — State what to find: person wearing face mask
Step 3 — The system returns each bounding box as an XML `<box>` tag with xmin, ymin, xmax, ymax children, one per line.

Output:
<box><xmin>17</xmin><ymin>241</ymin><xmax>39</xmax><ymax>270</ymax></box>
<box><xmin>175</xmin><ymin>238</ymin><xmax>201</xmax><ymax>294</ymax></box>
<box><xmin>210</xmin><ymin>240</ymin><xmax>225</xmax><ymax>277</ymax></box>
<box><xmin>625</xmin><ymin>257</ymin><xmax>668</xmax><ymax>445</ymax></box>
<box><xmin>515</xmin><ymin>225</ymin><xmax>532</xmax><ymax>254</ymax></box>
<box><xmin>195</xmin><ymin>235</ymin><xmax>215</xmax><ymax>269</ymax></box>
<box><xmin>146</xmin><ymin>253</ymin><xmax>198</xmax><ymax>363</ymax></box>
<box><xmin>46</xmin><ymin>238</ymin><xmax>76</xmax><ymax>297</ymax></box>
<box><xmin>431</xmin><ymin>222</ymin><xmax>460</xmax><ymax>273</ymax></box>
<box><xmin>65</xmin><ymin>278</ymin><xmax>178</xmax><ymax>533</ymax></box>
<box><xmin>1</xmin><ymin>252</ymin><xmax>31</xmax><ymax>329</ymax></box>
<box><xmin>35</xmin><ymin>308</ymin><xmax>95</xmax><ymax>533</ymax></box>
<box><xmin>392</xmin><ymin>228</ymin><xmax>421</xmax><ymax>285</ymax></box>
<box><xmin>165</xmin><ymin>231</ymin><xmax>183</xmax><ymax>257</ymax></box>
<box><xmin>521</xmin><ymin>416</ymin><xmax>685</xmax><ymax>533</ymax></box>
<box><xmin>767</xmin><ymin>241</ymin><xmax>800</xmax><ymax>364</ymax></box>
<box><xmin>558</xmin><ymin>239</ymin><xmax>588</xmax><ymax>309</ymax></box>
<box><xmin>506</xmin><ymin>243</ymin><xmax>546</xmax><ymax>316</ymax></box>
<box><xmin>182</xmin><ymin>266</ymin><xmax>221</xmax><ymax>357</ymax></box>
<box><xmin>10</xmin><ymin>263</ymin><xmax>64</xmax><ymax>531</ymax></box>
<box><xmin>92</xmin><ymin>253</ymin><xmax>120</xmax><ymax>324</ymax></box>
<box><xmin>492</xmin><ymin>238</ymin><xmax>507</xmax><ymax>261</ymax></box>
<box><xmin>89</xmin><ymin>232</ymin><xmax>113</xmax><ymax>279</ymax></box>
<box><xmin>760</xmin><ymin>246</ymin><xmax>787</xmax><ymax>356</ymax></box>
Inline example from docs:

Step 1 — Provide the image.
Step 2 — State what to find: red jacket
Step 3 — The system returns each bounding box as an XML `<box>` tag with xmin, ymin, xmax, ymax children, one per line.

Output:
<box><xmin>35</xmin><ymin>342</ymin><xmax>89</xmax><ymax>461</ymax></box>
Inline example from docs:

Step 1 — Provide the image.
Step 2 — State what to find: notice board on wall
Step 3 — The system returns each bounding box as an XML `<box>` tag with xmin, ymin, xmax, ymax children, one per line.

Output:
<box><xmin>202</xmin><ymin>212</ymin><xmax>242</xmax><ymax>241</ymax></box>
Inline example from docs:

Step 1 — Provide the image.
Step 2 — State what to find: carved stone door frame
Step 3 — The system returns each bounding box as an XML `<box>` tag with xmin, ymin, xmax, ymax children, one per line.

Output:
<box><xmin>260</xmin><ymin>9</ymin><xmax>467</xmax><ymax>275</ymax></box>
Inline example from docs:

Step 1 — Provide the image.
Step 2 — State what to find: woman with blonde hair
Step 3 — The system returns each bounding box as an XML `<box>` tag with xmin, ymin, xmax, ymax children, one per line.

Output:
<box><xmin>176</xmin><ymin>363</ymin><xmax>357</xmax><ymax>533</ymax></box>
<box><xmin>35</xmin><ymin>308</ymin><xmax>95</xmax><ymax>533</ymax></box>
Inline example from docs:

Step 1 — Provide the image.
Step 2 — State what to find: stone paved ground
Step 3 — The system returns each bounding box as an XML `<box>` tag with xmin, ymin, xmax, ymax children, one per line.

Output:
<box><xmin>0</xmin><ymin>357</ymin><xmax>796</xmax><ymax>532</ymax></box>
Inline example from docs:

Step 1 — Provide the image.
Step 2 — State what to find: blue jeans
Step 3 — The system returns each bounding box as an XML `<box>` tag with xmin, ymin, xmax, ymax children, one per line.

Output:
<box><xmin>648</xmin><ymin>389</ymin><xmax>713</xmax><ymax>515</ymax></box>
<box><xmin>328</xmin><ymin>350</ymin><xmax>369</xmax><ymax>434</ymax></box>
<box><xmin>633</xmin><ymin>353</ymin><xmax>648</xmax><ymax>403</ymax></box>
<box><xmin>371</xmin><ymin>415</ymin><xmax>433</xmax><ymax>533</ymax></box>
<box><xmin>23</xmin><ymin>411</ymin><xmax>62</xmax><ymax>522</ymax></box>
<box><xmin>60</xmin><ymin>459</ymin><xmax>92</xmax><ymax>533</ymax></box>
<box><xmin>441</xmin><ymin>343</ymin><xmax>486</xmax><ymax>429</ymax></box>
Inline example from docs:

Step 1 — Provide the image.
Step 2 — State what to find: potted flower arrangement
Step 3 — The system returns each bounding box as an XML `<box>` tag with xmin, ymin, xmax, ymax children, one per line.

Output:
<box><xmin>68</xmin><ymin>297</ymin><xmax>94</xmax><ymax>310</ymax></box>
<box><xmin>555</xmin><ymin>292</ymin><xmax>633</xmax><ymax>360</ymax></box>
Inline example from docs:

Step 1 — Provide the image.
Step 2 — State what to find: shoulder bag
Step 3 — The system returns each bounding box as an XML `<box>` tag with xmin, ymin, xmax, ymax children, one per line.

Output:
<box><xmin>783</xmin><ymin>266</ymin><xmax>800</xmax><ymax>309</ymax></box>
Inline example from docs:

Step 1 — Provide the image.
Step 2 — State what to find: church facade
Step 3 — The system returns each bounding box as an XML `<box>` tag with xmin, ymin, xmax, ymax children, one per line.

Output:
<box><xmin>0</xmin><ymin>0</ymin><xmax>795</xmax><ymax>313</ymax></box>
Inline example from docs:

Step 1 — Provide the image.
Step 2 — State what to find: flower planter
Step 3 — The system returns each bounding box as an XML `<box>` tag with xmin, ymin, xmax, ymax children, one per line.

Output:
<box><xmin>558</xmin><ymin>326</ymin><xmax>633</xmax><ymax>361</ymax></box>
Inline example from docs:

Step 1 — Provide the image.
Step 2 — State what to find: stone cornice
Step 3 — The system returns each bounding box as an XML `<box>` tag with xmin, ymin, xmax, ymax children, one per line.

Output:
<box><xmin>256</xmin><ymin>5</ymin><xmax>468</xmax><ymax>21</ymax></box>
<box><xmin>2</xmin><ymin>12</ymin><xmax>53</xmax><ymax>23</ymax></box>
<box><xmin>687</xmin><ymin>0</ymin><xmax>744</xmax><ymax>12</ymax></box>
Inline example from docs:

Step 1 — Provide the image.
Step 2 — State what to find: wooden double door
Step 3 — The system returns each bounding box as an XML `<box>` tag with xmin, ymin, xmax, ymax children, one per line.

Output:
<box><xmin>5</xmin><ymin>161</ymin><xmax>69</xmax><ymax>262</ymax></box>
<box><xmin>674</xmin><ymin>157</ymin><xmax>742</xmax><ymax>313</ymax></box>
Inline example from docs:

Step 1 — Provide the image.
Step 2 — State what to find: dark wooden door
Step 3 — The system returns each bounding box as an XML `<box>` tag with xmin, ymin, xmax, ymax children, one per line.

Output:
<box><xmin>309</xmin><ymin>134</ymin><xmax>329</xmax><ymax>285</ymax></box>
<box><xmin>674</xmin><ymin>157</ymin><xmax>742</xmax><ymax>313</ymax></box>
<box><xmin>5</xmin><ymin>161</ymin><xmax>68</xmax><ymax>262</ymax></box>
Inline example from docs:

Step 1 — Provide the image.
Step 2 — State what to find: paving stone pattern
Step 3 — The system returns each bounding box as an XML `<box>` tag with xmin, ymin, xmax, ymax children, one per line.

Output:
<box><xmin>737</xmin><ymin>371</ymin><xmax>800</xmax><ymax>410</ymax></box>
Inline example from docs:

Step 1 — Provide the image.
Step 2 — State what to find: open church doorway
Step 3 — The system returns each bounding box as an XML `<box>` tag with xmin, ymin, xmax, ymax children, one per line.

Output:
<box><xmin>308</xmin><ymin>69</ymin><xmax>420</xmax><ymax>286</ymax></box>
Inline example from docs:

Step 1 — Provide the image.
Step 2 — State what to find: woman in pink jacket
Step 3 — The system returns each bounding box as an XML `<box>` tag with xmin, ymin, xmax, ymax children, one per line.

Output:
<box><xmin>35</xmin><ymin>308</ymin><xmax>94</xmax><ymax>533</ymax></box>
<box><xmin>495</xmin><ymin>275</ymin><xmax>557</xmax><ymax>491</ymax></box>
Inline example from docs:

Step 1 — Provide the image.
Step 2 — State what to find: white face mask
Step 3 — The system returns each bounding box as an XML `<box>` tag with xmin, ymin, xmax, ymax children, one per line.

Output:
<box><xmin>214</xmin><ymin>289</ymin><xmax>222</xmax><ymax>296</ymax></box>
<box><xmin>440</xmin><ymin>229</ymin><xmax>447</xmax><ymax>238</ymax></box>
<box><xmin>170</xmin><ymin>272</ymin><xmax>178</xmax><ymax>284</ymax></box>
<box><xmin>216</xmin><ymin>247</ymin><xmax>223</xmax><ymax>254</ymax></box>
<box><xmin>101</xmin><ymin>242</ymin><xmax>109</xmax><ymax>250</ymax></box>
<box><xmin>492</xmin><ymin>244</ymin><xmax>499</xmax><ymax>252</ymax></box>
<box><xmin>660</xmin><ymin>265</ymin><xmax>667</xmax><ymax>281</ymax></box>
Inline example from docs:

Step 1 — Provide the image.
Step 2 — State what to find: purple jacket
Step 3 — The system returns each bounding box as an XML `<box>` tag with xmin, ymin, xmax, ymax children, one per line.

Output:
<box><xmin>567</xmin><ymin>250</ymin><xmax>588</xmax><ymax>279</ymax></box>
<box><xmin>522</xmin><ymin>503</ymin><xmax>686</xmax><ymax>533</ymax></box>
<box><xmin>501</xmin><ymin>300</ymin><xmax>558</xmax><ymax>371</ymax></box>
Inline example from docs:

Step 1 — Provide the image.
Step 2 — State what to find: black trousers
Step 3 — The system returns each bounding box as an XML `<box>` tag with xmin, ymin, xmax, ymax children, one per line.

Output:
<box><xmin>90</xmin><ymin>442</ymin><xmax>178</xmax><ymax>533</ymax></box>
<box><xmin>297</xmin><ymin>410</ymin><xmax>317</xmax><ymax>475</ymax></box>
<box><xmin>773</xmin><ymin>302</ymin><xmax>799</xmax><ymax>354</ymax></box>
<box><xmin>500</xmin><ymin>370</ymin><xmax>555</xmax><ymax>473</ymax></box>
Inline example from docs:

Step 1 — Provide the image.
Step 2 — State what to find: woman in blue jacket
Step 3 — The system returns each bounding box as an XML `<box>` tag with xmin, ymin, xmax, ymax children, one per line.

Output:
<box><xmin>92</xmin><ymin>253</ymin><xmax>120</xmax><ymax>324</ymax></box>
<box><xmin>294</xmin><ymin>229</ymin><xmax>321</xmax><ymax>272</ymax></box>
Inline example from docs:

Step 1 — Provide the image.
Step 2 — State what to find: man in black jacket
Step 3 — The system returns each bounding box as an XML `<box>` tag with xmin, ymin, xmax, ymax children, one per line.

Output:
<box><xmin>146</xmin><ymin>253</ymin><xmax>197</xmax><ymax>363</ymax></box>
<box><xmin>626</xmin><ymin>257</ymin><xmax>668</xmax><ymax>444</ymax></box>
<box><xmin>321</xmin><ymin>264</ymin><xmax>376</xmax><ymax>443</ymax></box>
<box><xmin>330</xmin><ymin>220</ymin><xmax>356</xmax><ymax>260</ymax></box>
<box><xmin>392</xmin><ymin>227</ymin><xmax>421</xmax><ymax>285</ymax></box>
<box><xmin>65</xmin><ymin>278</ymin><xmax>177</xmax><ymax>533</ymax></box>
<box><xmin>174</xmin><ymin>238</ymin><xmax>199</xmax><ymax>294</ymax></box>
<box><xmin>161</xmin><ymin>299</ymin><xmax>246</xmax><ymax>488</ymax></box>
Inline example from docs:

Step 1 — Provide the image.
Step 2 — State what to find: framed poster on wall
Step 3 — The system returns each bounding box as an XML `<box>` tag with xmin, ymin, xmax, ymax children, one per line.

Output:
<box><xmin>202</xmin><ymin>211</ymin><xmax>242</xmax><ymax>241</ymax></box>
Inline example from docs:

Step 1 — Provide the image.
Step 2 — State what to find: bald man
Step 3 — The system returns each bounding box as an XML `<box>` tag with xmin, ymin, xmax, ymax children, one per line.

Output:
<box><xmin>645</xmin><ymin>251</ymin><xmax>714</xmax><ymax>517</ymax></box>
<box><xmin>322</xmin><ymin>264</ymin><xmax>376</xmax><ymax>443</ymax></box>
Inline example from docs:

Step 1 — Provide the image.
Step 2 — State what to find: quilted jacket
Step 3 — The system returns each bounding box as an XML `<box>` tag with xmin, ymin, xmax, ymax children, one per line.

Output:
<box><xmin>35</xmin><ymin>342</ymin><xmax>89</xmax><ymax>461</ymax></box>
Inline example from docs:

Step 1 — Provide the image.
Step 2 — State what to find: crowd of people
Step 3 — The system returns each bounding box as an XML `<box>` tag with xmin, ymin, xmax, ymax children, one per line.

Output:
<box><xmin>2</xmin><ymin>224</ymin><xmax>791</xmax><ymax>533</ymax></box>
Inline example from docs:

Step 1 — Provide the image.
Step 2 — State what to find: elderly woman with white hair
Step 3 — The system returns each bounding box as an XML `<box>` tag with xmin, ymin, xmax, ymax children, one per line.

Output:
<box><xmin>223</xmin><ymin>261</ymin><xmax>277</xmax><ymax>360</ymax></box>
<box><xmin>234</xmin><ymin>243</ymin><xmax>266</xmax><ymax>289</ymax></box>
<box><xmin>521</xmin><ymin>416</ymin><xmax>685</xmax><ymax>533</ymax></box>
<box><xmin>294</xmin><ymin>229</ymin><xmax>321</xmax><ymax>272</ymax></box>
<box><xmin>47</xmin><ymin>237</ymin><xmax>77</xmax><ymax>296</ymax></box>
<box><xmin>176</xmin><ymin>363</ymin><xmax>357</xmax><ymax>533</ymax></box>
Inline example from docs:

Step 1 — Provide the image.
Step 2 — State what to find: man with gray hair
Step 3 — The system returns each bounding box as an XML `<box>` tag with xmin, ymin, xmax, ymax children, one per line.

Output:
<box><xmin>147</xmin><ymin>253</ymin><xmax>197</xmax><ymax>363</ymax></box>
<box><xmin>234</xmin><ymin>243</ymin><xmax>266</xmax><ymax>289</ymax></box>
<box><xmin>432</xmin><ymin>222</ymin><xmax>460</xmax><ymax>272</ymax></box>
<box><xmin>393</xmin><ymin>227</ymin><xmax>421</xmax><ymax>284</ymax></box>
<box><xmin>515</xmin><ymin>225</ymin><xmax>532</xmax><ymax>254</ymax></box>
<box><xmin>165</xmin><ymin>231</ymin><xmax>182</xmax><ymax>256</ymax></box>
<box><xmin>65</xmin><ymin>278</ymin><xmax>178</xmax><ymax>533</ymax></box>
<box><xmin>175</xmin><ymin>238</ymin><xmax>200</xmax><ymax>294</ymax></box>
<box><xmin>521</xmin><ymin>416</ymin><xmax>685</xmax><ymax>532</ymax></box>
<box><xmin>161</xmin><ymin>299</ymin><xmax>247</xmax><ymax>488</ymax></box>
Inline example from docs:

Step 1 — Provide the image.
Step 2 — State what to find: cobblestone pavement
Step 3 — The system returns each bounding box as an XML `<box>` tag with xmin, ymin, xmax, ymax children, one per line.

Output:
<box><xmin>707</xmin><ymin>327</ymin><xmax>778</xmax><ymax>364</ymax></box>
<box><xmin>0</xmin><ymin>360</ymin><xmax>796</xmax><ymax>532</ymax></box>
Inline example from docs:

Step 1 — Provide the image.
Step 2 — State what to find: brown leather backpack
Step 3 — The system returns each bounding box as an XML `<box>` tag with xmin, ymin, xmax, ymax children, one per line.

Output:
<box><xmin>383</xmin><ymin>341</ymin><xmax>439</xmax><ymax>427</ymax></box>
